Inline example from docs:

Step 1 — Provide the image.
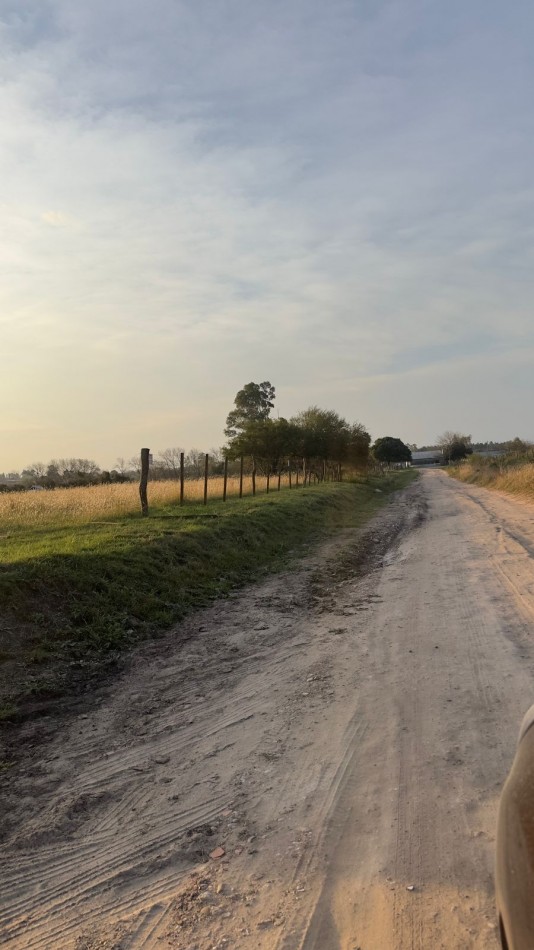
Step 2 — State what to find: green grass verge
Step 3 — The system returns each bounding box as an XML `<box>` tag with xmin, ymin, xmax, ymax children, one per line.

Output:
<box><xmin>0</xmin><ymin>471</ymin><xmax>416</xmax><ymax>717</ymax></box>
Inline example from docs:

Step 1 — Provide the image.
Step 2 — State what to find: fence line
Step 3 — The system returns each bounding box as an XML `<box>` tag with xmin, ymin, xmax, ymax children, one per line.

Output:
<box><xmin>138</xmin><ymin>450</ymin><xmax>342</xmax><ymax>515</ymax></box>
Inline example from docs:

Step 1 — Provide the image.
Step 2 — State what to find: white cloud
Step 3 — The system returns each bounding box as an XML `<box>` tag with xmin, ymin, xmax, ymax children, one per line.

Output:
<box><xmin>2</xmin><ymin>0</ymin><xmax>534</xmax><ymax>468</ymax></box>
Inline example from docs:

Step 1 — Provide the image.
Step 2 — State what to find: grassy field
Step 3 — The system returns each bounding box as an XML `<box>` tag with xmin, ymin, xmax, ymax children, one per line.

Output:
<box><xmin>0</xmin><ymin>474</ymin><xmax>293</xmax><ymax>529</ymax></box>
<box><xmin>0</xmin><ymin>471</ymin><xmax>416</xmax><ymax>722</ymax></box>
<box><xmin>448</xmin><ymin>455</ymin><xmax>534</xmax><ymax>503</ymax></box>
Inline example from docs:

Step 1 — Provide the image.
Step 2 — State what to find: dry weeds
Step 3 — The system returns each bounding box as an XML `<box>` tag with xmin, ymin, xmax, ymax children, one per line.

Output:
<box><xmin>450</xmin><ymin>459</ymin><xmax>534</xmax><ymax>503</ymax></box>
<box><xmin>0</xmin><ymin>475</ymin><xmax>293</xmax><ymax>529</ymax></box>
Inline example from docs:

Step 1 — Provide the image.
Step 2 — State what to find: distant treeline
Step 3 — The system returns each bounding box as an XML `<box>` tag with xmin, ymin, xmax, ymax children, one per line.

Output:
<box><xmin>415</xmin><ymin>437</ymin><xmax>532</xmax><ymax>454</ymax></box>
<box><xmin>0</xmin><ymin>451</ymin><xmax>229</xmax><ymax>490</ymax></box>
<box><xmin>18</xmin><ymin>382</ymin><xmax>529</xmax><ymax>492</ymax></box>
<box><xmin>3</xmin><ymin>382</ymin><xmax>375</xmax><ymax>491</ymax></box>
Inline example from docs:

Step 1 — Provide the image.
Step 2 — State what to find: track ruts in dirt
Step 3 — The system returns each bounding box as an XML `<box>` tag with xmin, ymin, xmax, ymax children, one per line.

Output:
<box><xmin>2</xmin><ymin>471</ymin><xmax>534</xmax><ymax>949</ymax></box>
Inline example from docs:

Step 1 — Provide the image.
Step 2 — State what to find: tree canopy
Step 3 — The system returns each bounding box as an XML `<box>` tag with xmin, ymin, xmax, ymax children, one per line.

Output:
<box><xmin>224</xmin><ymin>381</ymin><xmax>275</xmax><ymax>438</ymax></box>
<box><xmin>437</xmin><ymin>431</ymin><xmax>472</xmax><ymax>463</ymax></box>
<box><xmin>224</xmin><ymin>385</ymin><xmax>370</xmax><ymax>473</ymax></box>
<box><xmin>372</xmin><ymin>437</ymin><xmax>412</xmax><ymax>464</ymax></box>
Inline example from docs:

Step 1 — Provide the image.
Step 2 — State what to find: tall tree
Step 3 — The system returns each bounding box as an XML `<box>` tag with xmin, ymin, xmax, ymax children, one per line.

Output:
<box><xmin>225</xmin><ymin>418</ymin><xmax>298</xmax><ymax>473</ymax></box>
<box><xmin>157</xmin><ymin>447</ymin><xmax>184</xmax><ymax>477</ymax></box>
<box><xmin>504</xmin><ymin>437</ymin><xmax>528</xmax><ymax>454</ymax></box>
<box><xmin>291</xmin><ymin>407</ymin><xmax>348</xmax><ymax>463</ymax></box>
<box><xmin>437</xmin><ymin>431</ymin><xmax>472</xmax><ymax>463</ymax></box>
<box><xmin>225</xmin><ymin>381</ymin><xmax>275</xmax><ymax>438</ymax></box>
<box><xmin>373</xmin><ymin>437</ymin><xmax>412</xmax><ymax>465</ymax></box>
<box><xmin>185</xmin><ymin>449</ymin><xmax>205</xmax><ymax>478</ymax></box>
<box><xmin>22</xmin><ymin>462</ymin><xmax>47</xmax><ymax>478</ymax></box>
<box><xmin>290</xmin><ymin>407</ymin><xmax>371</xmax><ymax>471</ymax></box>
<box><xmin>347</xmin><ymin>423</ymin><xmax>372</xmax><ymax>468</ymax></box>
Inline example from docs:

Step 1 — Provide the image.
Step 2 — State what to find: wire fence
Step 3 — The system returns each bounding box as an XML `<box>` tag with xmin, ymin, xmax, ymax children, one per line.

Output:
<box><xmin>0</xmin><ymin>457</ymin><xmax>345</xmax><ymax>529</ymax></box>
<box><xmin>138</xmin><ymin>450</ymin><xmax>342</xmax><ymax>516</ymax></box>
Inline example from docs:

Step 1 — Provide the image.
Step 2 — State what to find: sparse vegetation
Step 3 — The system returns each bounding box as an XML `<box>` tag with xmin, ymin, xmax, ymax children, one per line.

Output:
<box><xmin>448</xmin><ymin>450</ymin><xmax>534</xmax><ymax>502</ymax></box>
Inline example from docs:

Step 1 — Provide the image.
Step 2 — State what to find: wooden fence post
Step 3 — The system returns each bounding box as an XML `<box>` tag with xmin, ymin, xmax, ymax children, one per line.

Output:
<box><xmin>139</xmin><ymin>448</ymin><xmax>150</xmax><ymax>517</ymax></box>
<box><xmin>203</xmin><ymin>453</ymin><xmax>209</xmax><ymax>505</ymax></box>
<box><xmin>266</xmin><ymin>471</ymin><xmax>270</xmax><ymax>494</ymax></box>
<box><xmin>239</xmin><ymin>456</ymin><xmax>244</xmax><ymax>498</ymax></box>
<box><xmin>278</xmin><ymin>471</ymin><xmax>281</xmax><ymax>491</ymax></box>
<box><xmin>180</xmin><ymin>452</ymin><xmax>184</xmax><ymax>506</ymax></box>
<box><xmin>223</xmin><ymin>457</ymin><xmax>228</xmax><ymax>502</ymax></box>
<box><xmin>252</xmin><ymin>466</ymin><xmax>256</xmax><ymax>496</ymax></box>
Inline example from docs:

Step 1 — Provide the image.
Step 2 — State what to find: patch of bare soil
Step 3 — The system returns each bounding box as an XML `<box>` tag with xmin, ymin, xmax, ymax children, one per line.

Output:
<box><xmin>3</xmin><ymin>472</ymin><xmax>534</xmax><ymax>949</ymax></box>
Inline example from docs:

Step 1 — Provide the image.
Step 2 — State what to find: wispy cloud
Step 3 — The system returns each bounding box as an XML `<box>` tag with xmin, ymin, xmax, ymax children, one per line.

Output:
<box><xmin>2</xmin><ymin>0</ymin><xmax>534</xmax><ymax>467</ymax></box>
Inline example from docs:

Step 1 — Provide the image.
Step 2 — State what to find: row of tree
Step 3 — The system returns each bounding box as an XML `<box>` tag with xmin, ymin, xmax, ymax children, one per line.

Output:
<box><xmin>414</xmin><ymin>433</ymin><xmax>531</xmax><ymax>462</ymax></box>
<box><xmin>17</xmin><ymin>380</ymin><xmax>518</xmax><ymax>490</ymax></box>
<box><xmin>2</xmin><ymin>381</ymin><xmax>410</xmax><ymax>490</ymax></box>
<box><xmin>223</xmin><ymin>382</ymin><xmax>371</xmax><ymax>474</ymax></box>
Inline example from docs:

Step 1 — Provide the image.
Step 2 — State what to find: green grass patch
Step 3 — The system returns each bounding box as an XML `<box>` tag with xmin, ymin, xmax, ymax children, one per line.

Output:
<box><xmin>0</xmin><ymin>471</ymin><xmax>416</xmax><ymax>714</ymax></box>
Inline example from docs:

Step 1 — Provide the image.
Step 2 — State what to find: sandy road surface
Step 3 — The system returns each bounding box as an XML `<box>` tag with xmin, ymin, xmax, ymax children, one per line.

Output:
<box><xmin>2</xmin><ymin>470</ymin><xmax>534</xmax><ymax>950</ymax></box>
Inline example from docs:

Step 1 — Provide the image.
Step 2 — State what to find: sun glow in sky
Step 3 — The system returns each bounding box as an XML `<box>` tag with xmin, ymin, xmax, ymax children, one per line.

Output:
<box><xmin>2</xmin><ymin>0</ymin><xmax>534</xmax><ymax>470</ymax></box>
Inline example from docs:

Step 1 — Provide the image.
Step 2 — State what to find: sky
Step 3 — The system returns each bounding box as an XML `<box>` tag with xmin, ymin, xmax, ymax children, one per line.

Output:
<box><xmin>2</xmin><ymin>0</ymin><xmax>534</xmax><ymax>471</ymax></box>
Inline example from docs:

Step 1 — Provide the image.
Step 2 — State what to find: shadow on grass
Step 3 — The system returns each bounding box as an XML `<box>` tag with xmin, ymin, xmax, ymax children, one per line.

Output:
<box><xmin>0</xmin><ymin>473</ymin><xmax>417</xmax><ymax>718</ymax></box>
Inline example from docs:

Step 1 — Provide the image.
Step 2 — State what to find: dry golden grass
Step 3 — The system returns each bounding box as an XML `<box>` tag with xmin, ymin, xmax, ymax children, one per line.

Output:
<box><xmin>0</xmin><ymin>474</ymin><xmax>295</xmax><ymax>529</ymax></box>
<box><xmin>450</xmin><ymin>460</ymin><xmax>534</xmax><ymax>503</ymax></box>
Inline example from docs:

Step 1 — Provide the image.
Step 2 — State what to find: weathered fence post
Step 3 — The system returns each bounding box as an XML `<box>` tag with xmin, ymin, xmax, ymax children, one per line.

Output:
<box><xmin>203</xmin><ymin>453</ymin><xmax>209</xmax><ymax>505</ymax></box>
<box><xmin>139</xmin><ymin>447</ymin><xmax>150</xmax><ymax>517</ymax></box>
<box><xmin>266</xmin><ymin>471</ymin><xmax>270</xmax><ymax>494</ymax></box>
<box><xmin>223</xmin><ymin>457</ymin><xmax>228</xmax><ymax>502</ymax></box>
<box><xmin>239</xmin><ymin>456</ymin><xmax>244</xmax><ymax>498</ymax></box>
<box><xmin>252</xmin><ymin>466</ymin><xmax>256</xmax><ymax>496</ymax></box>
<box><xmin>180</xmin><ymin>452</ymin><xmax>184</xmax><ymax>506</ymax></box>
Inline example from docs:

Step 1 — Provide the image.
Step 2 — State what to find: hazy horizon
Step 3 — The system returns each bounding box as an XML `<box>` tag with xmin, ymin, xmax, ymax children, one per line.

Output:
<box><xmin>2</xmin><ymin>420</ymin><xmax>530</xmax><ymax>477</ymax></box>
<box><xmin>3</xmin><ymin>1</ymin><xmax>534</xmax><ymax>472</ymax></box>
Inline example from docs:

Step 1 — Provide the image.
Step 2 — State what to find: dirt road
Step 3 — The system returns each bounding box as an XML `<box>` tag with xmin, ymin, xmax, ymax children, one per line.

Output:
<box><xmin>3</xmin><ymin>470</ymin><xmax>534</xmax><ymax>950</ymax></box>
